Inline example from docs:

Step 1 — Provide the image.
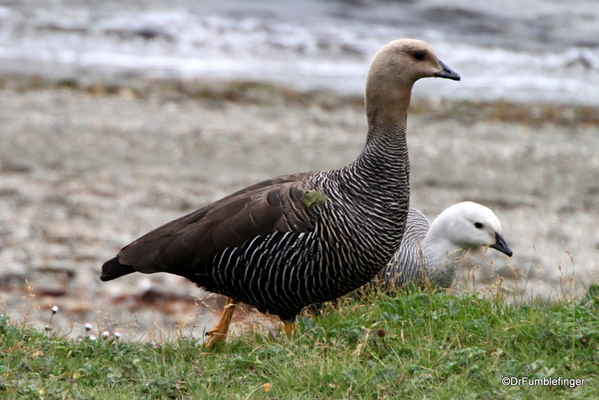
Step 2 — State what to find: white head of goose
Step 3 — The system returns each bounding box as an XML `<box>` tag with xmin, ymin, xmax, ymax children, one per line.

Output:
<box><xmin>379</xmin><ymin>202</ymin><xmax>513</xmax><ymax>289</ymax></box>
<box><xmin>100</xmin><ymin>39</ymin><xmax>460</xmax><ymax>347</ymax></box>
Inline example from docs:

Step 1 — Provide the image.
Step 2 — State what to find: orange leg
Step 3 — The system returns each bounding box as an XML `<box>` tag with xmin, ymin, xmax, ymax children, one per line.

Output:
<box><xmin>281</xmin><ymin>321</ymin><xmax>297</xmax><ymax>337</ymax></box>
<box><xmin>205</xmin><ymin>297</ymin><xmax>239</xmax><ymax>348</ymax></box>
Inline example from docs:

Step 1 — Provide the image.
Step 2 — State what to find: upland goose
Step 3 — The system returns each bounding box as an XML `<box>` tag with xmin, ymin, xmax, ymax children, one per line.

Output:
<box><xmin>377</xmin><ymin>201</ymin><xmax>513</xmax><ymax>289</ymax></box>
<box><xmin>101</xmin><ymin>39</ymin><xmax>460</xmax><ymax>347</ymax></box>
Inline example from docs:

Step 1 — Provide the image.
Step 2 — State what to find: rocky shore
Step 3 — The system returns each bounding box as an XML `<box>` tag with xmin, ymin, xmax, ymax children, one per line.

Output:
<box><xmin>1</xmin><ymin>80</ymin><xmax>598</xmax><ymax>341</ymax></box>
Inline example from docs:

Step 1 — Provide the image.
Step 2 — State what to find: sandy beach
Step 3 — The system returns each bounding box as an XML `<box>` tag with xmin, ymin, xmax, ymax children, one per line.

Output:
<box><xmin>0</xmin><ymin>80</ymin><xmax>598</xmax><ymax>341</ymax></box>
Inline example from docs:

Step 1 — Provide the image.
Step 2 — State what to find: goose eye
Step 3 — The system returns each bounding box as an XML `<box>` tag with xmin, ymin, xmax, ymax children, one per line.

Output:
<box><xmin>474</xmin><ymin>222</ymin><xmax>484</xmax><ymax>229</ymax></box>
<box><xmin>413</xmin><ymin>51</ymin><xmax>426</xmax><ymax>61</ymax></box>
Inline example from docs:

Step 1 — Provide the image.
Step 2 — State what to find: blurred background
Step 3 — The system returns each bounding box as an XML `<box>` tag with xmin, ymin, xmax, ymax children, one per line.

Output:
<box><xmin>0</xmin><ymin>0</ymin><xmax>597</xmax><ymax>103</ymax></box>
<box><xmin>0</xmin><ymin>0</ymin><xmax>598</xmax><ymax>341</ymax></box>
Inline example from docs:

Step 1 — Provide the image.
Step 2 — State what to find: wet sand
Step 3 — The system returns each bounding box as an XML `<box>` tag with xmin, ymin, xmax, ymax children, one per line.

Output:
<box><xmin>1</xmin><ymin>81</ymin><xmax>598</xmax><ymax>341</ymax></box>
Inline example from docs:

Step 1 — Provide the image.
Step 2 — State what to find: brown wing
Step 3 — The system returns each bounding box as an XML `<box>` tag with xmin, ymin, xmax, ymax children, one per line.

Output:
<box><xmin>106</xmin><ymin>172</ymin><xmax>320</xmax><ymax>278</ymax></box>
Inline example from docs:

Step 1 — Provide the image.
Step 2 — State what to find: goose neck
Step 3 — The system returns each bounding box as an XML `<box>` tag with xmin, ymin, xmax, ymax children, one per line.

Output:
<box><xmin>351</xmin><ymin>122</ymin><xmax>409</xmax><ymax>183</ymax></box>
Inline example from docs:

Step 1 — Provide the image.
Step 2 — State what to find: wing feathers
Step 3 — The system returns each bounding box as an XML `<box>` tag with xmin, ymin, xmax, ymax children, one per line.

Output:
<box><xmin>112</xmin><ymin>173</ymin><xmax>323</xmax><ymax>276</ymax></box>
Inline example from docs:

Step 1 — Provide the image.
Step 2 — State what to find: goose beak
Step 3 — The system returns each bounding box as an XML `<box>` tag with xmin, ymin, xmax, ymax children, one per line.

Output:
<box><xmin>490</xmin><ymin>232</ymin><xmax>513</xmax><ymax>257</ymax></box>
<box><xmin>435</xmin><ymin>60</ymin><xmax>461</xmax><ymax>81</ymax></box>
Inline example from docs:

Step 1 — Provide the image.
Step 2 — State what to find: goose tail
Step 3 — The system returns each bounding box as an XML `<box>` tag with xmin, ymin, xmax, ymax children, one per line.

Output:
<box><xmin>100</xmin><ymin>257</ymin><xmax>136</xmax><ymax>281</ymax></box>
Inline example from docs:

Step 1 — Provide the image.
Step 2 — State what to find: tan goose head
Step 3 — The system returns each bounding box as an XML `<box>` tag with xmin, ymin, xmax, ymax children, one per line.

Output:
<box><xmin>365</xmin><ymin>39</ymin><xmax>460</xmax><ymax>127</ymax></box>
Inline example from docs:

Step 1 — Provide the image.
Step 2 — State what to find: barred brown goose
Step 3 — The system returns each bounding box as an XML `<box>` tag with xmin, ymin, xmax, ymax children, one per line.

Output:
<box><xmin>100</xmin><ymin>39</ymin><xmax>460</xmax><ymax>346</ymax></box>
<box><xmin>377</xmin><ymin>202</ymin><xmax>513</xmax><ymax>289</ymax></box>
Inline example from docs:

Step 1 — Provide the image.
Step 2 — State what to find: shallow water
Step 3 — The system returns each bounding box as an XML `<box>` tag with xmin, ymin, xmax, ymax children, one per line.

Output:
<box><xmin>0</xmin><ymin>0</ymin><xmax>598</xmax><ymax>104</ymax></box>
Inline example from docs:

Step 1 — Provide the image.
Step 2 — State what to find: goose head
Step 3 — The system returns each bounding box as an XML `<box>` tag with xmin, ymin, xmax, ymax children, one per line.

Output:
<box><xmin>365</xmin><ymin>39</ymin><xmax>460</xmax><ymax>127</ymax></box>
<box><xmin>427</xmin><ymin>201</ymin><xmax>513</xmax><ymax>257</ymax></box>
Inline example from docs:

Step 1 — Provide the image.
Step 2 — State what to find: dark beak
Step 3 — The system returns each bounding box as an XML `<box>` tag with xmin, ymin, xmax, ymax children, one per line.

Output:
<box><xmin>490</xmin><ymin>232</ymin><xmax>513</xmax><ymax>257</ymax></box>
<box><xmin>435</xmin><ymin>59</ymin><xmax>461</xmax><ymax>81</ymax></box>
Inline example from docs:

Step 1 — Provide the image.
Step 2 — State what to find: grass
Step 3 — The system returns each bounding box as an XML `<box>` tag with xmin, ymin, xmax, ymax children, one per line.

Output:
<box><xmin>1</xmin><ymin>286</ymin><xmax>599</xmax><ymax>399</ymax></box>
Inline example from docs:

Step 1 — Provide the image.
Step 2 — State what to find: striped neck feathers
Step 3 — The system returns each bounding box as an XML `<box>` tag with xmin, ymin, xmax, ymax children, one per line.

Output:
<box><xmin>353</xmin><ymin>122</ymin><xmax>409</xmax><ymax>179</ymax></box>
<box><xmin>331</xmin><ymin>121</ymin><xmax>410</xmax><ymax>209</ymax></box>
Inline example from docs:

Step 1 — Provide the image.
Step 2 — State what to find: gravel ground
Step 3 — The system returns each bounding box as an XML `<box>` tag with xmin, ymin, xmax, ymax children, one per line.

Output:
<box><xmin>1</xmin><ymin>83</ymin><xmax>598</xmax><ymax>341</ymax></box>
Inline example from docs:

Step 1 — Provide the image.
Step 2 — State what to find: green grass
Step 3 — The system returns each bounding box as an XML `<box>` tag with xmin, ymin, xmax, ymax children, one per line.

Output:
<box><xmin>2</xmin><ymin>286</ymin><xmax>599</xmax><ymax>399</ymax></box>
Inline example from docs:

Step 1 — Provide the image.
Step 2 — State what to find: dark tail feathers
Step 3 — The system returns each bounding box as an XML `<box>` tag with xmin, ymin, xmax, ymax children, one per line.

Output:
<box><xmin>100</xmin><ymin>257</ymin><xmax>136</xmax><ymax>281</ymax></box>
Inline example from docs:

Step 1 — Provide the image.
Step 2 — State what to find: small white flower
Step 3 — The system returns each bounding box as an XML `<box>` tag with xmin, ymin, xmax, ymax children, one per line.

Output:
<box><xmin>84</xmin><ymin>323</ymin><xmax>93</xmax><ymax>332</ymax></box>
<box><xmin>89</xmin><ymin>335</ymin><xmax>97</xmax><ymax>341</ymax></box>
<box><xmin>113</xmin><ymin>331</ymin><xmax>122</xmax><ymax>340</ymax></box>
<box><xmin>102</xmin><ymin>331</ymin><xmax>110</xmax><ymax>339</ymax></box>
<box><xmin>51</xmin><ymin>306</ymin><xmax>59</xmax><ymax>314</ymax></box>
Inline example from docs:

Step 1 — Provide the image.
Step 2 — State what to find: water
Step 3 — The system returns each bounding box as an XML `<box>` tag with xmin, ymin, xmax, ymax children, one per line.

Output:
<box><xmin>0</xmin><ymin>0</ymin><xmax>598</xmax><ymax>105</ymax></box>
